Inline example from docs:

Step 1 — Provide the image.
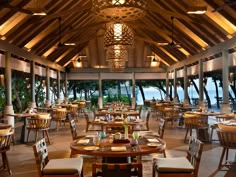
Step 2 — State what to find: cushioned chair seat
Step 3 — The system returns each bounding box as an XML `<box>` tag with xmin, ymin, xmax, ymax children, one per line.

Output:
<box><xmin>43</xmin><ymin>157</ymin><xmax>83</xmax><ymax>175</ymax></box>
<box><xmin>155</xmin><ymin>157</ymin><xmax>194</xmax><ymax>173</ymax></box>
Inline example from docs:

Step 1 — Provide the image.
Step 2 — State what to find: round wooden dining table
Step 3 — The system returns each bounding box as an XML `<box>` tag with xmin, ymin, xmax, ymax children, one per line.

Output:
<box><xmin>70</xmin><ymin>134</ymin><xmax>166</xmax><ymax>158</ymax></box>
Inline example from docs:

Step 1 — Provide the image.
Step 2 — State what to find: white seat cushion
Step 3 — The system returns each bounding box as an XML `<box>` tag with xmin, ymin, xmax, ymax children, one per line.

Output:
<box><xmin>43</xmin><ymin>157</ymin><xmax>83</xmax><ymax>175</ymax></box>
<box><xmin>155</xmin><ymin>157</ymin><xmax>194</xmax><ymax>173</ymax></box>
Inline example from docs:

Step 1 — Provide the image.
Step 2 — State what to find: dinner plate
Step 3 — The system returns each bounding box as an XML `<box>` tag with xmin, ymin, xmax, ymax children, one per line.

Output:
<box><xmin>83</xmin><ymin>146</ymin><xmax>99</xmax><ymax>151</ymax></box>
<box><xmin>147</xmin><ymin>143</ymin><xmax>161</xmax><ymax>147</ymax></box>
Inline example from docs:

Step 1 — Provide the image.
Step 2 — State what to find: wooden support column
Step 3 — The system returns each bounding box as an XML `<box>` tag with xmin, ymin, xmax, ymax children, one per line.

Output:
<box><xmin>198</xmin><ymin>58</ymin><xmax>204</xmax><ymax>106</ymax></box>
<box><xmin>184</xmin><ymin>65</ymin><xmax>189</xmax><ymax>105</ymax></box>
<box><xmin>45</xmin><ymin>66</ymin><xmax>50</xmax><ymax>106</ymax></box>
<box><xmin>98</xmin><ymin>72</ymin><xmax>103</xmax><ymax>108</ymax></box>
<box><xmin>30</xmin><ymin>61</ymin><xmax>36</xmax><ymax>108</ymax></box>
<box><xmin>56</xmin><ymin>70</ymin><xmax>61</xmax><ymax>103</ymax></box>
<box><xmin>173</xmin><ymin>69</ymin><xmax>177</xmax><ymax>102</ymax></box>
<box><xmin>132</xmin><ymin>72</ymin><xmax>136</xmax><ymax>108</ymax></box>
<box><xmin>64</xmin><ymin>72</ymin><xmax>68</xmax><ymax>103</ymax></box>
<box><xmin>166</xmin><ymin>72</ymin><xmax>169</xmax><ymax>101</ymax></box>
<box><xmin>4</xmin><ymin>51</ymin><xmax>14</xmax><ymax>126</ymax></box>
<box><xmin>221</xmin><ymin>49</ymin><xmax>231</xmax><ymax>113</ymax></box>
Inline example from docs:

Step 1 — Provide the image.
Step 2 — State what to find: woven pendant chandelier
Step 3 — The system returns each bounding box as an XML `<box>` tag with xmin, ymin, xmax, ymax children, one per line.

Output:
<box><xmin>104</xmin><ymin>23</ymin><xmax>134</xmax><ymax>48</ymax></box>
<box><xmin>106</xmin><ymin>45</ymin><xmax>128</xmax><ymax>61</ymax></box>
<box><xmin>108</xmin><ymin>60</ymin><xmax>126</xmax><ymax>72</ymax></box>
<box><xmin>93</xmin><ymin>0</ymin><xmax>146</xmax><ymax>22</ymax></box>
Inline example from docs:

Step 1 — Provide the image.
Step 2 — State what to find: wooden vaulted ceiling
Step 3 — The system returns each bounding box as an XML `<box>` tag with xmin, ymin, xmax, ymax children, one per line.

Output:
<box><xmin>0</xmin><ymin>0</ymin><xmax>235</xmax><ymax>72</ymax></box>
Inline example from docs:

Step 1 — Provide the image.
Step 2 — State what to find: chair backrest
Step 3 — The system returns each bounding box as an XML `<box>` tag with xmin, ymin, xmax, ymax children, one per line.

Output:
<box><xmin>0</xmin><ymin>131</ymin><xmax>13</xmax><ymax>152</ymax></box>
<box><xmin>216</xmin><ymin>128</ymin><xmax>236</xmax><ymax>148</ymax></box>
<box><xmin>183</xmin><ymin>113</ymin><xmax>207</xmax><ymax>129</ymax></box>
<box><xmin>69</xmin><ymin>119</ymin><xmax>78</xmax><ymax>140</ymax></box>
<box><xmin>186</xmin><ymin>137</ymin><xmax>204</xmax><ymax>177</ymax></box>
<box><xmin>92</xmin><ymin>162</ymin><xmax>142</xmax><ymax>177</ymax></box>
<box><xmin>32</xmin><ymin>138</ymin><xmax>49</xmax><ymax>177</ymax></box>
<box><xmin>27</xmin><ymin>117</ymin><xmax>51</xmax><ymax>129</ymax></box>
<box><xmin>158</xmin><ymin>118</ymin><xmax>166</xmax><ymax>139</ymax></box>
<box><xmin>84</xmin><ymin>113</ymin><xmax>90</xmax><ymax>123</ymax></box>
<box><xmin>53</xmin><ymin>108</ymin><xmax>67</xmax><ymax>119</ymax></box>
<box><xmin>105</xmin><ymin>124</ymin><xmax>133</xmax><ymax>134</ymax></box>
<box><xmin>69</xmin><ymin>104</ymin><xmax>78</xmax><ymax>113</ymax></box>
<box><xmin>78</xmin><ymin>101</ymin><xmax>86</xmax><ymax>109</ymax></box>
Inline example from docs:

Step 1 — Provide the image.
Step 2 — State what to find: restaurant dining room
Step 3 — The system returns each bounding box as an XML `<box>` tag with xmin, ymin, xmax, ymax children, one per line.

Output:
<box><xmin>0</xmin><ymin>0</ymin><xmax>236</xmax><ymax>177</ymax></box>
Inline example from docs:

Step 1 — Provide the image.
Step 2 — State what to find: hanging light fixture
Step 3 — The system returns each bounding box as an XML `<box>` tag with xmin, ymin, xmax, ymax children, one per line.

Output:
<box><xmin>93</xmin><ymin>0</ymin><xmax>146</xmax><ymax>22</ymax></box>
<box><xmin>108</xmin><ymin>60</ymin><xmax>126</xmax><ymax>72</ymax></box>
<box><xmin>186</xmin><ymin>0</ymin><xmax>207</xmax><ymax>14</ymax></box>
<box><xmin>106</xmin><ymin>45</ymin><xmax>128</xmax><ymax>61</ymax></box>
<box><xmin>104</xmin><ymin>23</ymin><xmax>134</xmax><ymax>48</ymax></box>
<box><xmin>27</xmin><ymin>0</ymin><xmax>47</xmax><ymax>16</ymax></box>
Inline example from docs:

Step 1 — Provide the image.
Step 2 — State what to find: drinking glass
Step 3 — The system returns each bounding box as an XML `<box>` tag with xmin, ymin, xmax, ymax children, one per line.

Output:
<box><xmin>93</xmin><ymin>136</ymin><xmax>100</xmax><ymax>146</ymax></box>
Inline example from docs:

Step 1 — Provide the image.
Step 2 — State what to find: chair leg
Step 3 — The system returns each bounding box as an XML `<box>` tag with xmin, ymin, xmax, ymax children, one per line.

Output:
<box><xmin>152</xmin><ymin>161</ymin><xmax>156</xmax><ymax>177</ymax></box>
<box><xmin>218</xmin><ymin>148</ymin><xmax>226</xmax><ymax>169</ymax></box>
<box><xmin>26</xmin><ymin>129</ymin><xmax>31</xmax><ymax>143</ymax></box>
<box><xmin>35</xmin><ymin>130</ymin><xmax>39</xmax><ymax>143</ymax></box>
<box><xmin>163</xmin><ymin>150</ymin><xmax>166</xmax><ymax>158</ymax></box>
<box><xmin>2</xmin><ymin>152</ymin><xmax>12</xmax><ymax>175</ymax></box>
<box><xmin>184</xmin><ymin>128</ymin><xmax>189</xmax><ymax>143</ymax></box>
<box><xmin>45</xmin><ymin>130</ymin><xmax>51</xmax><ymax>144</ymax></box>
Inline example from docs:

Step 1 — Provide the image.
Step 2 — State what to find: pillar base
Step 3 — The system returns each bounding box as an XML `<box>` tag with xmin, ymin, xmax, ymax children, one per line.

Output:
<box><xmin>183</xmin><ymin>99</ymin><xmax>189</xmax><ymax>106</ymax></box>
<box><xmin>165</xmin><ymin>96</ymin><xmax>170</xmax><ymax>102</ymax></box>
<box><xmin>45</xmin><ymin>100</ymin><xmax>51</xmax><ymax>107</ymax></box>
<box><xmin>64</xmin><ymin>97</ymin><xmax>68</xmax><ymax>104</ymax></box>
<box><xmin>173</xmin><ymin>97</ymin><xmax>178</xmax><ymax>103</ymax></box>
<box><xmin>98</xmin><ymin>97</ymin><xmax>103</xmax><ymax>109</ymax></box>
<box><xmin>132</xmin><ymin>97</ymin><xmax>136</xmax><ymax>109</ymax></box>
<box><xmin>30</xmin><ymin>102</ymin><xmax>37</xmax><ymax>108</ymax></box>
<box><xmin>4</xmin><ymin>105</ymin><xmax>14</xmax><ymax>127</ymax></box>
<box><xmin>221</xmin><ymin>102</ymin><xmax>231</xmax><ymax>114</ymax></box>
<box><xmin>55</xmin><ymin>99</ymin><xmax>62</xmax><ymax>104</ymax></box>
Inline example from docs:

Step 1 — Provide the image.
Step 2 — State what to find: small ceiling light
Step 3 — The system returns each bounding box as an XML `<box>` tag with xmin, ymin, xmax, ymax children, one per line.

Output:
<box><xmin>64</xmin><ymin>43</ymin><xmax>76</xmax><ymax>46</ymax></box>
<box><xmin>187</xmin><ymin>0</ymin><xmax>207</xmax><ymax>14</ymax></box>
<box><xmin>187</xmin><ymin>6</ymin><xmax>207</xmax><ymax>14</ymax></box>
<box><xmin>147</xmin><ymin>55</ymin><xmax>160</xmax><ymax>67</ymax></box>
<box><xmin>72</xmin><ymin>55</ymin><xmax>86</xmax><ymax>68</ymax></box>
<box><xmin>27</xmin><ymin>0</ymin><xmax>47</xmax><ymax>16</ymax></box>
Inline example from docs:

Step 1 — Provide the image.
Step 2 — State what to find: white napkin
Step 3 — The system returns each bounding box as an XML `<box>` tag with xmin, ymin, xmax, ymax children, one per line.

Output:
<box><xmin>147</xmin><ymin>138</ymin><xmax>159</xmax><ymax>143</ymax></box>
<box><xmin>77</xmin><ymin>139</ymin><xmax>90</xmax><ymax>144</ymax></box>
<box><xmin>111</xmin><ymin>146</ymin><xmax>127</xmax><ymax>151</ymax></box>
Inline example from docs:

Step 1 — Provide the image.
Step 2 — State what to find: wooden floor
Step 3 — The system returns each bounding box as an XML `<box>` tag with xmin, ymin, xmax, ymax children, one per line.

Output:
<box><xmin>1</xmin><ymin>109</ymin><xmax>236</xmax><ymax>177</ymax></box>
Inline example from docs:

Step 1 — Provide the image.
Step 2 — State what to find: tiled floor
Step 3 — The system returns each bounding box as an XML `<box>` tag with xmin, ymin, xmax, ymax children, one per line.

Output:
<box><xmin>1</xmin><ymin>110</ymin><xmax>236</xmax><ymax>177</ymax></box>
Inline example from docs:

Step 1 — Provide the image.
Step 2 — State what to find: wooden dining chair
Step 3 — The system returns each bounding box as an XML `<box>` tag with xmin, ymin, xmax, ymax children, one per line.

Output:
<box><xmin>0</xmin><ymin>130</ymin><xmax>14</xmax><ymax>175</ymax></box>
<box><xmin>92</xmin><ymin>161</ymin><xmax>143</xmax><ymax>177</ymax></box>
<box><xmin>151</xmin><ymin>118</ymin><xmax>166</xmax><ymax>158</ymax></box>
<box><xmin>183</xmin><ymin>113</ymin><xmax>209</xmax><ymax>143</ymax></box>
<box><xmin>210</xmin><ymin>114</ymin><xmax>234</xmax><ymax>142</ymax></box>
<box><xmin>52</xmin><ymin>108</ymin><xmax>67</xmax><ymax>130</ymax></box>
<box><xmin>216</xmin><ymin>128</ymin><xmax>236</xmax><ymax>169</ymax></box>
<box><xmin>134</xmin><ymin>111</ymin><xmax>150</xmax><ymax>131</ymax></box>
<box><xmin>32</xmin><ymin>138</ymin><xmax>84</xmax><ymax>177</ymax></box>
<box><xmin>69</xmin><ymin>119</ymin><xmax>80</xmax><ymax>140</ymax></box>
<box><xmin>153</xmin><ymin>137</ymin><xmax>204</xmax><ymax>177</ymax></box>
<box><xmin>69</xmin><ymin>104</ymin><xmax>79</xmax><ymax>122</ymax></box>
<box><xmin>84</xmin><ymin>113</ymin><xmax>102</xmax><ymax>132</ymax></box>
<box><xmin>26</xmin><ymin>113</ymin><xmax>51</xmax><ymax>144</ymax></box>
